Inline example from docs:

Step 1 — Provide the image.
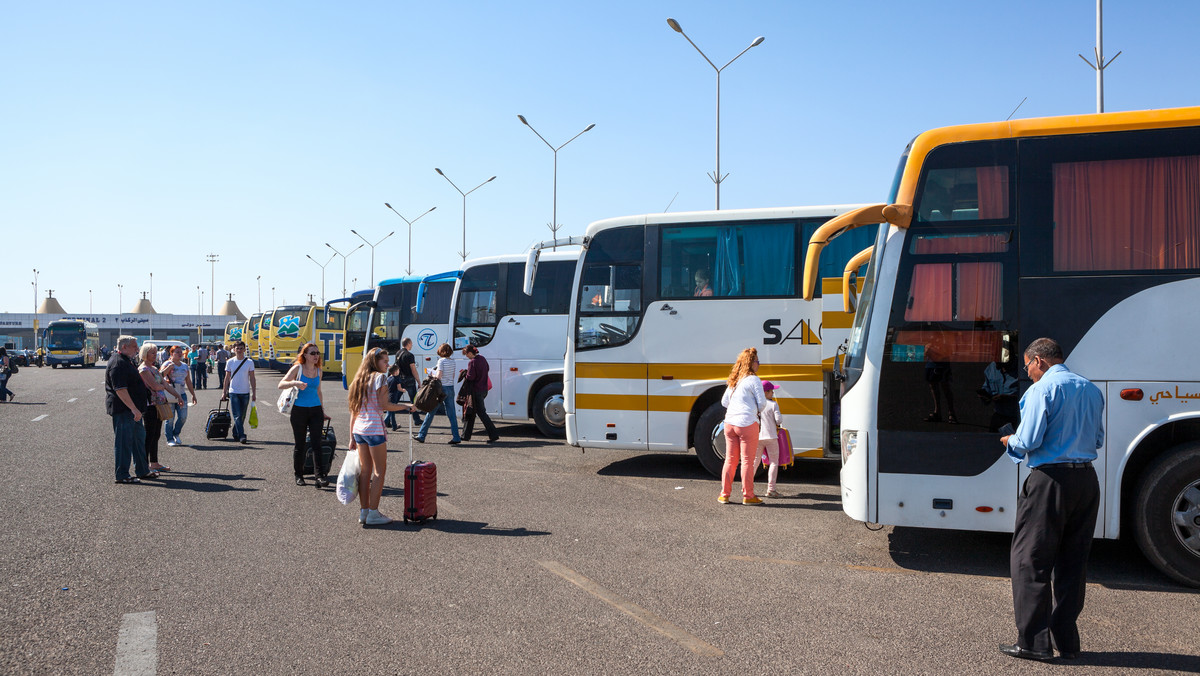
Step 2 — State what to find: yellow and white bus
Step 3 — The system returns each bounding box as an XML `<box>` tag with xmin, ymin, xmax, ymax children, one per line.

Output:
<box><xmin>243</xmin><ymin>313</ymin><xmax>262</xmax><ymax>360</ymax></box>
<box><xmin>44</xmin><ymin>319</ymin><xmax>100</xmax><ymax>368</ymax></box>
<box><xmin>801</xmin><ymin>106</ymin><xmax>1200</xmax><ymax>588</ymax></box>
<box><xmin>542</xmin><ymin>205</ymin><xmax>875</xmax><ymax>475</ymax></box>
<box><xmin>256</xmin><ymin>308</ymin><xmax>277</xmax><ymax>367</ymax></box>
<box><xmin>338</xmin><ymin>288</ymin><xmax>380</xmax><ymax>389</ymax></box>
<box><xmin>223</xmin><ymin>321</ymin><xmax>243</xmax><ymax>347</ymax></box>
<box><xmin>271</xmin><ymin>304</ymin><xmax>346</xmax><ymax>377</ymax></box>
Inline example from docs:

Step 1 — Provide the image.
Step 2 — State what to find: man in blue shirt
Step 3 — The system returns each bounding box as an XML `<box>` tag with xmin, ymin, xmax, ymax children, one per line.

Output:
<box><xmin>998</xmin><ymin>338</ymin><xmax>1104</xmax><ymax>662</ymax></box>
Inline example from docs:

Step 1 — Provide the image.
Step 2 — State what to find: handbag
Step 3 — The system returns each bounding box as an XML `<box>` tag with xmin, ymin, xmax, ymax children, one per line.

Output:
<box><xmin>277</xmin><ymin>386</ymin><xmax>298</xmax><ymax>415</ymax></box>
<box><xmin>414</xmin><ymin>376</ymin><xmax>446</xmax><ymax>412</ymax></box>
<box><xmin>155</xmin><ymin>402</ymin><xmax>174</xmax><ymax>420</ymax></box>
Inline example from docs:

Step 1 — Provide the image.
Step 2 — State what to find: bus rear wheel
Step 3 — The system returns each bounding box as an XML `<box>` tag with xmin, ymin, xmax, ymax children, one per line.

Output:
<box><xmin>1133</xmin><ymin>443</ymin><xmax>1200</xmax><ymax>588</ymax></box>
<box><xmin>694</xmin><ymin>403</ymin><xmax>767</xmax><ymax>480</ymax></box>
<box><xmin>532</xmin><ymin>382</ymin><xmax>566</xmax><ymax>438</ymax></box>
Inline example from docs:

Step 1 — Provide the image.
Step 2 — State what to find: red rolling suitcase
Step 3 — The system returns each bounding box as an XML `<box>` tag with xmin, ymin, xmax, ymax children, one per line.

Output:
<box><xmin>402</xmin><ymin>416</ymin><xmax>437</xmax><ymax>524</ymax></box>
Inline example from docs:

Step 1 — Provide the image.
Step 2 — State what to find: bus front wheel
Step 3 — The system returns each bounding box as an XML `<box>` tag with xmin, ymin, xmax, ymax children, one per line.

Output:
<box><xmin>1133</xmin><ymin>443</ymin><xmax>1200</xmax><ymax>588</ymax></box>
<box><xmin>532</xmin><ymin>382</ymin><xmax>566</xmax><ymax>438</ymax></box>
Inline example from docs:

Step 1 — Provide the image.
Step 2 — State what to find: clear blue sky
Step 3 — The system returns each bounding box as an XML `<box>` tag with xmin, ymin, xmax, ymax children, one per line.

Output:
<box><xmin>3</xmin><ymin>1</ymin><xmax>1197</xmax><ymax>316</ymax></box>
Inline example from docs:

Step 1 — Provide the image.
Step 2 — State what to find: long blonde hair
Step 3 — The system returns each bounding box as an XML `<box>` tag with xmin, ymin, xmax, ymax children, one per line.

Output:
<box><xmin>348</xmin><ymin>347</ymin><xmax>388</xmax><ymax>418</ymax></box>
<box><xmin>727</xmin><ymin>347</ymin><xmax>759</xmax><ymax>390</ymax></box>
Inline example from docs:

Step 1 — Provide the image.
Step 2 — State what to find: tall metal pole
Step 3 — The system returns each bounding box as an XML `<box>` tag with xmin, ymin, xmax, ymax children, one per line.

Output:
<box><xmin>384</xmin><ymin>204</ymin><xmax>436</xmax><ymax>275</ymax></box>
<box><xmin>307</xmin><ymin>253</ymin><xmax>335</xmax><ymax>305</ymax></box>
<box><xmin>517</xmin><ymin>115</ymin><xmax>595</xmax><ymax>246</ymax></box>
<box><xmin>667</xmin><ymin>18</ymin><xmax>764</xmax><ymax>210</ymax></box>
<box><xmin>350</xmin><ymin>228</ymin><xmax>395</xmax><ymax>287</ymax></box>
<box><xmin>325</xmin><ymin>242</ymin><xmax>363</xmax><ymax>298</ymax></box>
<box><xmin>1078</xmin><ymin>0</ymin><xmax>1120</xmax><ymax>114</ymax></box>
<box><xmin>206</xmin><ymin>253</ymin><xmax>219</xmax><ymax>314</ymax></box>
<box><xmin>32</xmin><ymin>269</ymin><xmax>39</xmax><ymax>351</ymax></box>
<box><xmin>256</xmin><ymin>276</ymin><xmax>261</xmax><ymax>313</ymax></box>
<box><xmin>434</xmin><ymin>169</ymin><xmax>496</xmax><ymax>261</ymax></box>
<box><xmin>150</xmin><ymin>272</ymin><xmax>153</xmax><ymax>305</ymax></box>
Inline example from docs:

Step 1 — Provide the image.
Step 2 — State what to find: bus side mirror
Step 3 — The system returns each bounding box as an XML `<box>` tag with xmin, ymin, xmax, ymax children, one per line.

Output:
<box><xmin>833</xmin><ymin>343</ymin><xmax>847</xmax><ymax>382</ymax></box>
<box><xmin>524</xmin><ymin>247</ymin><xmax>541</xmax><ymax>296</ymax></box>
<box><xmin>1000</xmin><ymin>331</ymin><xmax>1015</xmax><ymax>364</ymax></box>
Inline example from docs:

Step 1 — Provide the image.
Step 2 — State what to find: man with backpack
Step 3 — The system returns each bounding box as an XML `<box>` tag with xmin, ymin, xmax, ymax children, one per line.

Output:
<box><xmin>395</xmin><ymin>338</ymin><xmax>423</xmax><ymax>426</ymax></box>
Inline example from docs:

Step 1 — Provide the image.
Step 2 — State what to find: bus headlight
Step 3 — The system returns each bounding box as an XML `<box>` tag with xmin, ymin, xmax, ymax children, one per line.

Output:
<box><xmin>841</xmin><ymin>429</ymin><xmax>862</xmax><ymax>465</ymax></box>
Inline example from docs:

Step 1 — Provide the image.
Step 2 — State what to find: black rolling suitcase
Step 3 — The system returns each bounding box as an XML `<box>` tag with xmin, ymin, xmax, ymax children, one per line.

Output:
<box><xmin>303</xmin><ymin>421</ymin><xmax>337</xmax><ymax>476</ymax></box>
<box><xmin>205</xmin><ymin>400</ymin><xmax>232</xmax><ymax>440</ymax></box>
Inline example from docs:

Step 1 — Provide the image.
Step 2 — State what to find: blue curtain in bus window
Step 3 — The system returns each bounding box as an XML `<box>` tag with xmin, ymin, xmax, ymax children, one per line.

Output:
<box><xmin>741</xmin><ymin>224</ymin><xmax>794</xmax><ymax>295</ymax></box>
<box><xmin>714</xmin><ymin>228</ymin><xmax>742</xmax><ymax>295</ymax></box>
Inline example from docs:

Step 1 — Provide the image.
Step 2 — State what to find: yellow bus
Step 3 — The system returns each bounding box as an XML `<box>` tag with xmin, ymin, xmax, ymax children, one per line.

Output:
<box><xmin>223</xmin><ymin>321</ymin><xmax>243</xmax><ymax>347</ymax></box>
<box><xmin>243</xmin><ymin>313</ymin><xmax>262</xmax><ymax>360</ymax></box>
<box><xmin>256</xmin><ymin>308</ymin><xmax>277</xmax><ymax>367</ymax></box>
<box><xmin>271</xmin><ymin>304</ymin><xmax>346</xmax><ymax>377</ymax></box>
<box><xmin>338</xmin><ymin>288</ymin><xmax>377</xmax><ymax>389</ymax></box>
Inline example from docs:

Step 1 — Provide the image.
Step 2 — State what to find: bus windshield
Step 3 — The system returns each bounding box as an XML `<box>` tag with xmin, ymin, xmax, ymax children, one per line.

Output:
<box><xmin>47</xmin><ymin>328</ymin><xmax>85</xmax><ymax>350</ymax></box>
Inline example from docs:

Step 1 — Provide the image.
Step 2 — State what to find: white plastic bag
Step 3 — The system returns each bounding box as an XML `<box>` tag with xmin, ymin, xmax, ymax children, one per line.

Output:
<box><xmin>277</xmin><ymin>386</ymin><xmax>298</xmax><ymax>415</ymax></box>
<box><xmin>336</xmin><ymin>447</ymin><xmax>360</xmax><ymax>505</ymax></box>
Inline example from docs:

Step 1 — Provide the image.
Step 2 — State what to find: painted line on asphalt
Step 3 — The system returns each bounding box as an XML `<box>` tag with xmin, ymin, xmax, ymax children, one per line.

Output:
<box><xmin>32</xmin><ymin>414</ymin><xmax>49</xmax><ymax>422</ymax></box>
<box><xmin>538</xmin><ymin>560</ymin><xmax>723</xmax><ymax>657</ymax></box>
<box><xmin>113</xmin><ymin>610</ymin><xmax>157</xmax><ymax>675</ymax></box>
<box><xmin>89</xmin><ymin>388</ymin><xmax>96</xmax><ymax>392</ymax></box>
<box><xmin>68</xmin><ymin>397</ymin><xmax>78</xmax><ymax>403</ymax></box>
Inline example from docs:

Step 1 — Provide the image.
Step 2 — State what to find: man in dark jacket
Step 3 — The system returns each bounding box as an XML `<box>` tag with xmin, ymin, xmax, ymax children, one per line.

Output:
<box><xmin>106</xmin><ymin>335</ymin><xmax>152</xmax><ymax>483</ymax></box>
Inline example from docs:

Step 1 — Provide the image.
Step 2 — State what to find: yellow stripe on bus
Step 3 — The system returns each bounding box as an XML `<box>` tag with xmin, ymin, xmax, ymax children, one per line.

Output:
<box><xmin>822</xmin><ymin>311</ymin><xmax>854</xmax><ymax>329</ymax></box>
<box><xmin>577</xmin><ymin>363</ymin><xmax>824</xmax><ymax>382</ymax></box>
<box><xmin>576</xmin><ymin>393</ymin><xmax>822</xmax><ymax>416</ymax></box>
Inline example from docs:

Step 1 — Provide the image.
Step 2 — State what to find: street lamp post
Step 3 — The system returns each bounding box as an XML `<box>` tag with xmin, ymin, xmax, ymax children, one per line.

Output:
<box><xmin>384</xmin><ymin>204</ymin><xmax>437</xmax><ymax>275</ymax></box>
<box><xmin>150</xmin><ymin>272</ymin><xmax>153</xmax><ymax>305</ymax></box>
<box><xmin>196</xmin><ymin>286</ymin><xmax>201</xmax><ymax>314</ymax></box>
<box><xmin>89</xmin><ymin>289</ymin><xmax>93</xmax><ymax>314</ymax></box>
<box><xmin>32</xmin><ymin>269</ymin><xmax>39</xmax><ymax>351</ymax></box>
<box><xmin>325</xmin><ymin>242</ymin><xmax>363</xmax><ymax>298</ymax></box>
<box><xmin>350</xmin><ymin>228</ymin><xmax>395</xmax><ymax>287</ymax></box>
<box><xmin>206</xmin><ymin>253</ymin><xmax>219</xmax><ymax>314</ymax></box>
<box><xmin>257</xmin><ymin>276</ymin><xmax>262</xmax><ymax>313</ymax></box>
<box><xmin>271</xmin><ymin>287</ymin><xmax>275</xmax><ymax>308</ymax></box>
<box><xmin>306</xmin><ymin>252</ymin><xmax>336</xmax><ymax>305</ymax></box>
<box><xmin>434</xmin><ymin>169</ymin><xmax>496</xmax><ymax>261</ymax></box>
<box><xmin>517</xmin><ymin>115</ymin><xmax>595</xmax><ymax>246</ymax></box>
<box><xmin>666</xmin><ymin>18</ymin><xmax>764</xmax><ymax>210</ymax></box>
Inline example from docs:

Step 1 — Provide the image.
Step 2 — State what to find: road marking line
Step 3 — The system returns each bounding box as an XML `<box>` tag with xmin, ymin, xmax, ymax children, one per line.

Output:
<box><xmin>32</xmin><ymin>414</ymin><xmax>49</xmax><ymax>422</ymax></box>
<box><xmin>539</xmin><ymin>560</ymin><xmax>723</xmax><ymax>657</ymax></box>
<box><xmin>114</xmin><ymin>610</ymin><xmax>157</xmax><ymax>675</ymax></box>
<box><xmin>68</xmin><ymin>398</ymin><xmax>78</xmax><ymax>403</ymax></box>
<box><xmin>89</xmin><ymin>388</ymin><xmax>97</xmax><ymax>392</ymax></box>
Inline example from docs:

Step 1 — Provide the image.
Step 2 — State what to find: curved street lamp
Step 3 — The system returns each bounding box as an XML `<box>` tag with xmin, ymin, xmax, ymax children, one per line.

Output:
<box><xmin>435</xmin><ymin>169</ymin><xmax>496</xmax><ymax>261</ymax></box>
<box><xmin>350</xmin><ymin>228</ymin><xmax>395</xmax><ymax>286</ymax></box>
<box><xmin>517</xmin><ymin>115</ymin><xmax>595</xmax><ymax>246</ymax></box>
<box><xmin>666</xmin><ymin>18</ymin><xmax>764</xmax><ymax>209</ymax></box>
<box><xmin>325</xmin><ymin>242</ymin><xmax>363</xmax><ymax>297</ymax></box>
<box><xmin>306</xmin><ymin>252</ymin><xmax>336</xmax><ymax>305</ymax></box>
<box><xmin>384</xmin><ymin>203</ymin><xmax>436</xmax><ymax>275</ymax></box>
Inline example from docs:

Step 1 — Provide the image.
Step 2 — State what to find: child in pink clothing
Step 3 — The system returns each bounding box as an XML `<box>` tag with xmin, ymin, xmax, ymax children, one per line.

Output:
<box><xmin>758</xmin><ymin>380</ymin><xmax>785</xmax><ymax>497</ymax></box>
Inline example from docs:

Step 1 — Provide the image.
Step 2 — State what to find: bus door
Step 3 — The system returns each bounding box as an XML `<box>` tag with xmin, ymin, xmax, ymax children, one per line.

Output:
<box><xmin>875</xmin><ymin>156</ymin><xmax>1020</xmax><ymax>532</ymax></box>
<box><xmin>315</xmin><ymin>308</ymin><xmax>345</xmax><ymax>377</ymax></box>
<box><xmin>454</xmin><ymin>265</ymin><xmax>503</xmax><ymax>418</ymax></box>
<box><xmin>572</xmin><ymin>226</ymin><xmax>647</xmax><ymax>448</ymax></box>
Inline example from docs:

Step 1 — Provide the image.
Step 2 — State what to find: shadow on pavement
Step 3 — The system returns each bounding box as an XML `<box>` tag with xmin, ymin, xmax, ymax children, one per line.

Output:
<box><xmin>378</xmin><ymin>518</ymin><xmax>550</xmax><ymax>537</ymax></box>
<box><xmin>1065</xmin><ymin>651</ymin><xmax>1200</xmax><ymax>672</ymax></box>
<box><xmin>597</xmin><ymin>453</ymin><xmax>713</xmax><ymax>480</ymax></box>
<box><xmin>887</xmin><ymin>527</ymin><xmax>1196</xmax><ymax>593</ymax></box>
<box><xmin>141</xmin><ymin>471</ymin><xmax>263</xmax><ymax>493</ymax></box>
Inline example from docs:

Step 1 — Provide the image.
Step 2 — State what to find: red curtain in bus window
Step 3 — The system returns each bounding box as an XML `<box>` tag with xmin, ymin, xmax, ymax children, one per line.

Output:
<box><xmin>956</xmin><ymin>262</ymin><xmax>1002</xmax><ymax>321</ymax></box>
<box><xmin>905</xmin><ymin>264</ymin><xmax>952</xmax><ymax>321</ymax></box>
<box><xmin>976</xmin><ymin>166</ymin><xmax>1009</xmax><ymax>219</ymax></box>
<box><xmin>1054</xmin><ymin>156</ymin><xmax>1200</xmax><ymax>271</ymax></box>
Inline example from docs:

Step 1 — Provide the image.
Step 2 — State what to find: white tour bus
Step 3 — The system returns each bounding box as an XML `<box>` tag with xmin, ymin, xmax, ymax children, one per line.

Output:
<box><xmin>356</xmin><ymin>274</ymin><xmax>458</xmax><ymax>384</ymax></box>
<box><xmin>801</xmin><ymin>106</ymin><xmax>1200</xmax><ymax>588</ymax></box>
<box><xmin>528</xmin><ymin>205</ymin><xmax>875</xmax><ymax>476</ymax></box>
<box><xmin>453</xmin><ymin>250</ymin><xmax>580</xmax><ymax>437</ymax></box>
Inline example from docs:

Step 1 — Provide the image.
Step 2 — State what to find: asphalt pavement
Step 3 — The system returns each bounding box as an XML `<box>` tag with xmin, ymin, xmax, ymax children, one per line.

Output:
<box><xmin>1</xmin><ymin>363</ymin><xmax>1196</xmax><ymax>675</ymax></box>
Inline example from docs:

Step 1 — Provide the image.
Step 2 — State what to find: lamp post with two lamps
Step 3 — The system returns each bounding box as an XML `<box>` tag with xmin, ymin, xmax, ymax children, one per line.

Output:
<box><xmin>434</xmin><ymin>169</ymin><xmax>495</xmax><ymax>262</ymax></box>
<box><xmin>517</xmin><ymin>115</ymin><xmax>595</xmax><ymax>246</ymax></box>
<box><xmin>383</xmin><ymin>204</ymin><xmax>436</xmax><ymax>275</ymax></box>
<box><xmin>666</xmin><ymin>17</ymin><xmax>764</xmax><ymax>210</ymax></box>
<box><xmin>306</xmin><ymin>253</ymin><xmax>336</xmax><ymax>306</ymax></box>
<box><xmin>325</xmin><ymin>242</ymin><xmax>362</xmax><ymax>298</ymax></box>
<box><xmin>350</xmin><ymin>228</ymin><xmax>394</xmax><ymax>287</ymax></box>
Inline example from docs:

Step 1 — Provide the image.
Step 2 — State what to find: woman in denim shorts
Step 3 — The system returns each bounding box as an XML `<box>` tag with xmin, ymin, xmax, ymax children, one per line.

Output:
<box><xmin>347</xmin><ymin>347</ymin><xmax>415</xmax><ymax>527</ymax></box>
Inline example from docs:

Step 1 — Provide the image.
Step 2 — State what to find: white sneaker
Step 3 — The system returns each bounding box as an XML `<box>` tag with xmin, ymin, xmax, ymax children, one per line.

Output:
<box><xmin>364</xmin><ymin>509</ymin><xmax>392</xmax><ymax>526</ymax></box>
<box><xmin>166</xmin><ymin>440</ymin><xmax>179</xmax><ymax>447</ymax></box>
<box><xmin>766</xmin><ymin>489</ymin><xmax>780</xmax><ymax>498</ymax></box>
<box><xmin>358</xmin><ymin>509</ymin><xmax>368</xmax><ymax>524</ymax></box>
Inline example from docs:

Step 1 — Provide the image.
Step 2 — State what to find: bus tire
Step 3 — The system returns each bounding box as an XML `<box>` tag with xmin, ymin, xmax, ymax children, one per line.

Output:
<box><xmin>532</xmin><ymin>382</ymin><xmax>566</xmax><ymax>438</ymax></box>
<box><xmin>1133</xmin><ymin>443</ymin><xmax>1200</xmax><ymax>588</ymax></box>
<box><xmin>694</xmin><ymin>403</ymin><xmax>727</xmax><ymax>478</ymax></box>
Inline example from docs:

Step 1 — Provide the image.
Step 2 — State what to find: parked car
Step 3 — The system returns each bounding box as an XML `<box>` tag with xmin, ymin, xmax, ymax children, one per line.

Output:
<box><xmin>9</xmin><ymin>350</ymin><xmax>29</xmax><ymax>367</ymax></box>
<box><xmin>145</xmin><ymin>340</ymin><xmax>190</xmax><ymax>365</ymax></box>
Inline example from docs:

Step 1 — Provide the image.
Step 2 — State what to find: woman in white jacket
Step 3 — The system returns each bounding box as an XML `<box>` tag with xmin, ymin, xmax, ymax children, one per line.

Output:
<box><xmin>719</xmin><ymin>347</ymin><xmax>766</xmax><ymax>505</ymax></box>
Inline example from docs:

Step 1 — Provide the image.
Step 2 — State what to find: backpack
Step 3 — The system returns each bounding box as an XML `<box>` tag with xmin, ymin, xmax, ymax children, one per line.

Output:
<box><xmin>413</xmin><ymin>376</ymin><xmax>446</xmax><ymax>412</ymax></box>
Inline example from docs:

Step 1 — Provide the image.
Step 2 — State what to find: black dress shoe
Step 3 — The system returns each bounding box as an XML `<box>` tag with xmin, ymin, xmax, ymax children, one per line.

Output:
<box><xmin>998</xmin><ymin>644</ymin><xmax>1054</xmax><ymax>661</ymax></box>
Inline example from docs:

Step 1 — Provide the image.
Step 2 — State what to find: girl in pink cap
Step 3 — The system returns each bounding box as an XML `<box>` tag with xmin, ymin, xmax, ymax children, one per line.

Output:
<box><xmin>758</xmin><ymin>380</ymin><xmax>785</xmax><ymax>497</ymax></box>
